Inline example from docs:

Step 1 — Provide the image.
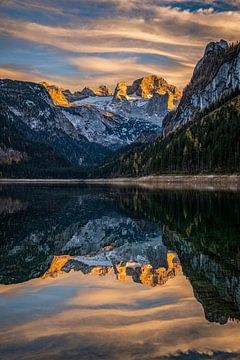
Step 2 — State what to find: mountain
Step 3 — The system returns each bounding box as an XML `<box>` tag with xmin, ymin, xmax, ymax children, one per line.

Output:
<box><xmin>68</xmin><ymin>75</ymin><xmax>181</xmax><ymax>128</ymax></box>
<box><xmin>165</xmin><ymin>227</ymin><xmax>240</xmax><ymax>324</ymax></box>
<box><xmin>1</xmin><ymin>39</ymin><xmax>239</xmax><ymax>178</ymax></box>
<box><xmin>96</xmin><ymin>95</ymin><xmax>240</xmax><ymax>176</ymax></box>
<box><xmin>46</xmin><ymin>85</ymin><xmax>162</xmax><ymax>149</ymax></box>
<box><xmin>113</xmin><ymin>75</ymin><xmax>181</xmax><ymax>102</ymax></box>
<box><xmin>1</xmin><ymin>73</ymin><xmax>178</xmax><ymax>177</ymax></box>
<box><xmin>96</xmin><ymin>40</ymin><xmax>240</xmax><ymax>177</ymax></box>
<box><xmin>164</xmin><ymin>40</ymin><xmax>240</xmax><ymax>133</ymax></box>
<box><xmin>0</xmin><ymin>79</ymin><xmax>111</xmax><ymax>171</ymax></box>
<box><xmin>61</xmin><ymin>105</ymin><xmax>161</xmax><ymax>149</ymax></box>
<box><xmin>117</xmin><ymin>187</ymin><xmax>240</xmax><ymax>324</ymax></box>
<box><xmin>108</xmin><ymin>75</ymin><xmax>181</xmax><ymax>126</ymax></box>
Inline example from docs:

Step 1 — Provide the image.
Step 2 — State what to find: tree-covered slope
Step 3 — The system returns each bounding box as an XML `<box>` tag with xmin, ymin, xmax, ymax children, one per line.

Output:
<box><xmin>95</xmin><ymin>95</ymin><xmax>240</xmax><ymax>177</ymax></box>
<box><xmin>0</xmin><ymin>112</ymin><xmax>85</xmax><ymax>178</ymax></box>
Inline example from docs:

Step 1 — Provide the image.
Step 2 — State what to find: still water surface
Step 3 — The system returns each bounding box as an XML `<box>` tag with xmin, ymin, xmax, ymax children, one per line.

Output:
<box><xmin>0</xmin><ymin>184</ymin><xmax>240</xmax><ymax>359</ymax></box>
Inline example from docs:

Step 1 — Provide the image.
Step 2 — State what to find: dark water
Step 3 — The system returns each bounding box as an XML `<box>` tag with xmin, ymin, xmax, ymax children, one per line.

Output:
<box><xmin>0</xmin><ymin>184</ymin><xmax>240</xmax><ymax>360</ymax></box>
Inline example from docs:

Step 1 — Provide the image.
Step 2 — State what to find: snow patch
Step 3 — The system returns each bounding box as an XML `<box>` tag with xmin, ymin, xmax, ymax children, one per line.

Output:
<box><xmin>9</xmin><ymin>107</ymin><xmax>22</xmax><ymax>116</ymax></box>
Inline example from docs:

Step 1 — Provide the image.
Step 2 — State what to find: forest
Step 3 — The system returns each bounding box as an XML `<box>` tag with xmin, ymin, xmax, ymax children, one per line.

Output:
<box><xmin>96</xmin><ymin>95</ymin><xmax>240</xmax><ymax>177</ymax></box>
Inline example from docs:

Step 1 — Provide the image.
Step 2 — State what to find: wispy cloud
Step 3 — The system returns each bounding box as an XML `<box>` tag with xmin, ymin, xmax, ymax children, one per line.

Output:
<box><xmin>69</xmin><ymin>55</ymin><xmax>193</xmax><ymax>88</ymax></box>
<box><xmin>0</xmin><ymin>1</ymin><xmax>239</xmax><ymax>89</ymax></box>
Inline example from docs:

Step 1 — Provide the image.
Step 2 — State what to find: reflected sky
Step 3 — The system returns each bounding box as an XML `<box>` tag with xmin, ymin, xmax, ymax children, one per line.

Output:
<box><xmin>0</xmin><ymin>272</ymin><xmax>240</xmax><ymax>360</ymax></box>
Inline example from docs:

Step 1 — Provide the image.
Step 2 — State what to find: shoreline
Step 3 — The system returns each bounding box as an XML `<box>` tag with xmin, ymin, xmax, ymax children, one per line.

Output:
<box><xmin>0</xmin><ymin>175</ymin><xmax>239</xmax><ymax>185</ymax></box>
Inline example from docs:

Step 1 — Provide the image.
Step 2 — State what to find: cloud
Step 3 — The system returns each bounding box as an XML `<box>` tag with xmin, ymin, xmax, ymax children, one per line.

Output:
<box><xmin>0</xmin><ymin>64</ymin><xmax>86</xmax><ymax>90</ymax></box>
<box><xmin>0</xmin><ymin>64</ymin><xmax>43</xmax><ymax>83</ymax></box>
<box><xmin>0</xmin><ymin>1</ymin><xmax>239</xmax><ymax>89</ymax></box>
<box><xmin>69</xmin><ymin>55</ymin><xmax>193</xmax><ymax>88</ymax></box>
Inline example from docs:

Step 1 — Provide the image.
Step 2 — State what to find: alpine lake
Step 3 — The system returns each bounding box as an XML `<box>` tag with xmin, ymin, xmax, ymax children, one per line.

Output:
<box><xmin>0</xmin><ymin>183</ymin><xmax>240</xmax><ymax>360</ymax></box>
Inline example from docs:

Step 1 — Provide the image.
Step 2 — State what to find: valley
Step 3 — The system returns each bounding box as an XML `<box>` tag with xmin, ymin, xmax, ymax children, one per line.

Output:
<box><xmin>0</xmin><ymin>40</ymin><xmax>239</xmax><ymax>179</ymax></box>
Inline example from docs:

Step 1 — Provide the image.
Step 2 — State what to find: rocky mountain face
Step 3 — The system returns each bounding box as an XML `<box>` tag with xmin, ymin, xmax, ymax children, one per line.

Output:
<box><xmin>164</xmin><ymin>40</ymin><xmax>240</xmax><ymax>133</ymax></box>
<box><xmin>65</xmin><ymin>75</ymin><xmax>181</xmax><ymax>129</ymax></box>
<box><xmin>109</xmin><ymin>75</ymin><xmax>181</xmax><ymax>126</ymax></box>
<box><xmin>113</xmin><ymin>75</ymin><xmax>181</xmax><ymax>102</ymax></box>
<box><xmin>95</xmin><ymin>85</ymin><xmax>114</xmax><ymax>96</ymax></box>
<box><xmin>63</xmin><ymin>84</ymin><xmax>113</xmax><ymax>102</ymax></box>
<box><xmin>113</xmin><ymin>81</ymin><xmax>129</xmax><ymax>101</ymax></box>
<box><xmin>41</xmin><ymin>81</ymin><xmax>71</xmax><ymax>106</ymax></box>
<box><xmin>115</xmin><ymin>187</ymin><xmax>240</xmax><ymax>324</ymax></box>
<box><xmin>0</xmin><ymin>110</ymin><xmax>70</xmax><ymax>177</ymax></box>
<box><xmin>0</xmin><ymin>79</ymin><xmax>110</xmax><ymax>169</ymax></box>
<box><xmin>98</xmin><ymin>94</ymin><xmax>240</xmax><ymax>177</ymax></box>
<box><xmin>147</xmin><ymin>92</ymin><xmax>171</xmax><ymax>116</ymax></box>
<box><xmin>62</xmin><ymin>105</ymin><xmax>160</xmax><ymax>149</ymax></box>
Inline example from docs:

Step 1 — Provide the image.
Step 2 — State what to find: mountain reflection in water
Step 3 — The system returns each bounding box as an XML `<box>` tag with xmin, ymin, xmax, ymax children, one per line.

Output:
<box><xmin>42</xmin><ymin>251</ymin><xmax>181</xmax><ymax>288</ymax></box>
<box><xmin>0</xmin><ymin>184</ymin><xmax>240</xmax><ymax>359</ymax></box>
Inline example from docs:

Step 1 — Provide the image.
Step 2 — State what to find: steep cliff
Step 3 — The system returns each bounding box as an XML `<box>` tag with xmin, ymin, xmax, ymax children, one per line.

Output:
<box><xmin>41</xmin><ymin>82</ymin><xmax>71</xmax><ymax>106</ymax></box>
<box><xmin>96</xmin><ymin>75</ymin><xmax>181</xmax><ymax>129</ymax></box>
<box><xmin>165</xmin><ymin>40</ymin><xmax>240</xmax><ymax>132</ymax></box>
<box><xmin>147</xmin><ymin>92</ymin><xmax>173</xmax><ymax>116</ymax></box>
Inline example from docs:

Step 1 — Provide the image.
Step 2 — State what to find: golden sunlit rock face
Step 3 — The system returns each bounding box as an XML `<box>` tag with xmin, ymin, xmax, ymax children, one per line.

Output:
<box><xmin>42</xmin><ymin>255</ymin><xmax>71</xmax><ymax>279</ymax></box>
<box><xmin>43</xmin><ymin>252</ymin><xmax>181</xmax><ymax>287</ymax></box>
<box><xmin>88</xmin><ymin>266</ymin><xmax>113</xmax><ymax>276</ymax></box>
<box><xmin>95</xmin><ymin>85</ymin><xmax>113</xmax><ymax>96</ymax></box>
<box><xmin>41</xmin><ymin>82</ymin><xmax>71</xmax><ymax>107</ymax></box>
<box><xmin>113</xmin><ymin>81</ymin><xmax>130</xmax><ymax>101</ymax></box>
<box><xmin>113</xmin><ymin>75</ymin><xmax>181</xmax><ymax>107</ymax></box>
<box><xmin>83</xmin><ymin>85</ymin><xmax>113</xmax><ymax>97</ymax></box>
<box><xmin>115</xmin><ymin>253</ymin><xmax>181</xmax><ymax>287</ymax></box>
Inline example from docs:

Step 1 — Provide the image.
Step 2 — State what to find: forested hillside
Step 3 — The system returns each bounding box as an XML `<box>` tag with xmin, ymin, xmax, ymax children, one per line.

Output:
<box><xmin>0</xmin><ymin>113</ymin><xmax>88</xmax><ymax>178</ymax></box>
<box><xmin>95</xmin><ymin>95</ymin><xmax>240</xmax><ymax>177</ymax></box>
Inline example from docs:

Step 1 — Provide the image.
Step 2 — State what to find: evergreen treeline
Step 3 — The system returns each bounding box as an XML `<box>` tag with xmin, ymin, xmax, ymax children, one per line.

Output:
<box><xmin>115</xmin><ymin>188</ymin><xmax>240</xmax><ymax>267</ymax></box>
<box><xmin>96</xmin><ymin>95</ymin><xmax>240</xmax><ymax>177</ymax></box>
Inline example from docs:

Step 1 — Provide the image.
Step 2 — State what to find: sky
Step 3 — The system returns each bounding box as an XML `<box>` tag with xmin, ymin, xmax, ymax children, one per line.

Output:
<box><xmin>0</xmin><ymin>0</ymin><xmax>239</xmax><ymax>91</ymax></box>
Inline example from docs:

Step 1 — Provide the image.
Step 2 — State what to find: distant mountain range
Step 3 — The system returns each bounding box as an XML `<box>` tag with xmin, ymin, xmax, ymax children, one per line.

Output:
<box><xmin>0</xmin><ymin>39</ymin><xmax>239</xmax><ymax>178</ymax></box>
<box><xmin>0</xmin><ymin>73</ymin><xmax>180</xmax><ymax>176</ymax></box>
